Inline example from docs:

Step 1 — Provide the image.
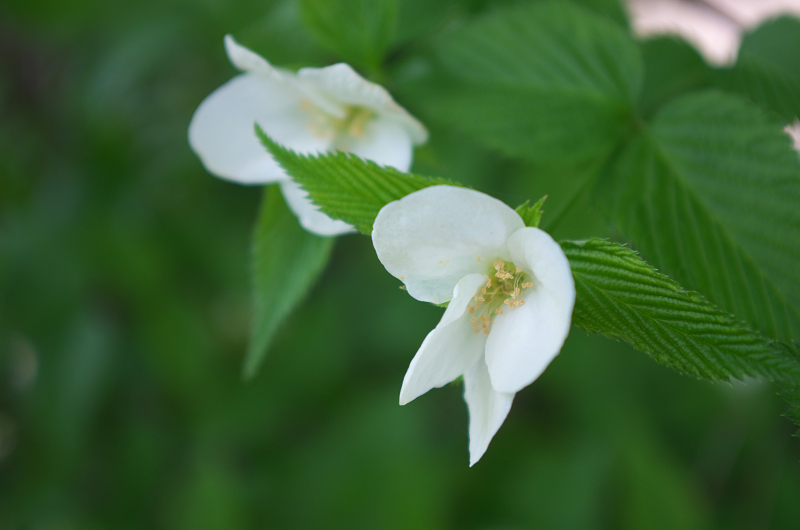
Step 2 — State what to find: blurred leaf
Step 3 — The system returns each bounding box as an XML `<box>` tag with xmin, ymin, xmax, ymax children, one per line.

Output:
<box><xmin>430</xmin><ymin>0</ymin><xmax>640</xmax><ymax>165</ymax></box>
<box><xmin>717</xmin><ymin>16</ymin><xmax>800</xmax><ymax>123</ymax></box>
<box><xmin>601</xmin><ymin>91</ymin><xmax>800</xmax><ymax>343</ymax></box>
<box><xmin>299</xmin><ymin>0</ymin><xmax>397</xmax><ymax>71</ymax></box>
<box><xmin>563</xmin><ymin>239</ymin><xmax>800</xmax><ymax>383</ymax></box>
<box><xmin>515</xmin><ymin>195</ymin><xmax>547</xmax><ymax>228</ymax></box>
<box><xmin>257</xmin><ymin>129</ymin><xmax>452</xmax><ymax>234</ymax></box>
<box><xmin>637</xmin><ymin>37</ymin><xmax>713</xmax><ymax>118</ymax></box>
<box><xmin>778</xmin><ymin>342</ymin><xmax>800</xmax><ymax>437</ymax></box>
<box><xmin>245</xmin><ymin>186</ymin><xmax>334</xmax><ymax>379</ymax></box>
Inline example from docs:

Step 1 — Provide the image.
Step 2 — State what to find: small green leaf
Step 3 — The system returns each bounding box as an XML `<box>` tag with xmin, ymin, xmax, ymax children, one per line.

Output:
<box><xmin>245</xmin><ymin>186</ymin><xmax>334</xmax><ymax>380</ymax></box>
<box><xmin>429</xmin><ymin>1</ymin><xmax>641</xmax><ymax>165</ymax></box>
<box><xmin>257</xmin><ymin>127</ymin><xmax>454</xmax><ymax>234</ymax></box>
<box><xmin>515</xmin><ymin>195</ymin><xmax>547</xmax><ymax>228</ymax></box>
<box><xmin>717</xmin><ymin>17</ymin><xmax>800</xmax><ymax>123</ymax></box>
<box><xmin>563</xmin><ymin>238</ymin><xmax>800</xmax><ymax>383</ymax></box>
<box><xmin>299</xmin><ymin>0</ymin><xmax>397</xmax><ymax>71</ymax></box>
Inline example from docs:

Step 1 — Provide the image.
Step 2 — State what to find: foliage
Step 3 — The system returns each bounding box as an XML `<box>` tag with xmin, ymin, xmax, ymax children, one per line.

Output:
<box><xmin>3</xmin><ymin>0</ymin><xmax>800</xmax><ymax>528</ymax></box>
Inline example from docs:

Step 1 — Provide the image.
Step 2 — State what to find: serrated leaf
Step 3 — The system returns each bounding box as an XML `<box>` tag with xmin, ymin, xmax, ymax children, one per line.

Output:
<box><xmin>563</xmin><ymin>239</ymin><xmax>800</xmax><ymax>383</ymax></box>
<box><xmin>601</xmin><ymin>91</ymin><xmax>800</xmax><ymax>344</ymax></box>
<box><xmin>515</xmin><ymin>195</ymin><xmax>547</xmax><ymax>228</ymax></box>
<box><xmin>429</xmin><ymin>0</ymin><xmax>641</xmax><ymax>165</ymax></box>
<box><xmin>717</xmin><ymin>17</ymin><xmax>800</xmax><ymax>123</ymax></box>
<box><xmin>257</xmin><ymin>128</ymin><xmax>453</xmax><ymax>234</ymax></box>
<box><xmin>299</xmin><ymin>0</ymin><xmax>397</xmax><ymax>71</ymax></box>
<box><xmin>245</xmin><ymin>186</ymin><xmax>334</xmax><ymax>379</ymax></box>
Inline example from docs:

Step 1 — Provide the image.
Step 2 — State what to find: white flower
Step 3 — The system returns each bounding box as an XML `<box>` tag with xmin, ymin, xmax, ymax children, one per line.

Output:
<box><xmin>372</xmin><ymin>185</ymin><xmax>576</xmax><ymax>466</ymax></box>
<box><xmin>188</xmin><ymin>35</ymin><xmax>428</xmax><ymax>236</ymax></box>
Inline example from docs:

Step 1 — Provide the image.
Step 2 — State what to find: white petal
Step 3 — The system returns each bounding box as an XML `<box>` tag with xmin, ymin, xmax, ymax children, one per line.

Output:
<box><xmin>340</xmin><ymin>117</ymin><xmax>413</xmax><ymax>172</ymax></box>
<box><xmin>485</xmin><ymin>227</ymin><xmax>575</xmax><ymax>394</ymax></box>
<box><xmin>279</xmin><ymin>180</ymin><xmax>356</xmax><ymax>236</ymax></box>
<box><xmin>297</xmin><ymin>63</ymin><xmax>429</xmax><ymax>144</ymax></box>
<box><xmin>399</xmin><ymin>274</ymin><xmax>489</xmax><ymax>405</ymax></box>
<box><xmin>463</xmin><ymin>358</ymin><xmax>515</xmax><ymax>467</ymax></box>
<box><xmin>188</xmin><ymin>73</ymin><xmax>331</xmax><ymax>185</ymax></box>
<box><xmin>372</xmin><ymin>186</ymin><xmax>525</xmax><ymax>304</ymax></box>
<box><xmin>224</xmin><ymin>35</ymin><xmax>289</xmax><ymax>80</ymax></box>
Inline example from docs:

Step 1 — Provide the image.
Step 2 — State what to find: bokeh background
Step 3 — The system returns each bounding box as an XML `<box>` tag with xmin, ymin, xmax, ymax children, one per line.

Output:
<box><xmin>1</xmin><ymin>0</ymin><xmax>799</xmax><ymax>528</ymax></box>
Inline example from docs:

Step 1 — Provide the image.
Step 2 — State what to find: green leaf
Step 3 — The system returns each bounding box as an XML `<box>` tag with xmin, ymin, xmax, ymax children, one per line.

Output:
<box><xmin>515</xmin><ymin>195</ymin><xmax>547</xmax><ymax>228</ymax></box>
<box><xmin>717</xmin><ymin>17</ymin><xmax>800</xmax><ymax>123</ymax></box>
<box><xmin>257</xmin><ymin>127</ymin><xmax>453</xmax><ymax>234</ymax></box>
<box><xmin>299</xmin><ymin>0</ymin><xmax>397</xmax><ymax>71</ymax></box>
<box><xmin>563</xmin><ymin>239</ymin><xmax>800</xmax><ymax>383</ymax></box>
<box><xmin>601</xmin><ymin>91</ymin><xmax>800</xmax><ymax>344</ymax></box>
<box><xmin>245</xmin><ymin>186</ymin><xmax>334</xmax><ymax>380</ymax></box>
<box><xmin>429</xmin><ymin>0</ymin><xmax>641</xmax><ymax>165</ymax></box>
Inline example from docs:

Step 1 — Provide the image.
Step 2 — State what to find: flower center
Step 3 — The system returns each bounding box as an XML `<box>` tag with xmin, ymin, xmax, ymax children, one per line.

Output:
<box><xmin>468</xmin><ymin>260</ymin><xmax>534</xmax><ymax>335</ymax></box>
<box><xmin>301</xmin><ymin>100</ymin><xmax>374</xmax><ymax>141</ymax></box>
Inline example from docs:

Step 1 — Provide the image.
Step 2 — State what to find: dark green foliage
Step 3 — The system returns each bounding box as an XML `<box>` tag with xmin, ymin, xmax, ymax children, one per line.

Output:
<box><xmin>245</xmin><ymin>186</ymin><xmax>334</xmax><ymax>379</ymax></box>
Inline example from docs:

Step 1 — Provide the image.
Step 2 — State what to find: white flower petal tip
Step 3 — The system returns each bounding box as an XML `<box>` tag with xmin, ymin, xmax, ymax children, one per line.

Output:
<box><xmin>398</xmin><ymin>274</ymin><xmax>489</xmax><ymax>406</ymax></box>
<box><xmin>190</xmin><ymin>37</ymin><xmax>428</xmax><ymax>236</ymax></box>
<box><xmin>224</xmin><ymin>35</ymin><xmax>283</xmax><ymax>78</ymax></box>
<box><xmin>464</xmin><ymin>360</ymin><xmax>514</xmax><ymax>467</ymax></box>
<box><xmin>373</xmin><ymin>185</ymin><xmax>575</xmax><ymax>465</ymax></box>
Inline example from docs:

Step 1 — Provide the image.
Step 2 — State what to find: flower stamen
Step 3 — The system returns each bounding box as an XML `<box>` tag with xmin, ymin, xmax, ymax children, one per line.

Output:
<box><xmin>468</xmin><ymin>260</ymin><xmax>532</xmax><ymax>334</ymax></box>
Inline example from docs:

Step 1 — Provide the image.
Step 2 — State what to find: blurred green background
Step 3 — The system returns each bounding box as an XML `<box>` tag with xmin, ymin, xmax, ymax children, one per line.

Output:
<box><xmin>1</xmin><ymin>0</ymin><xmax>799</xmax><ymax>528</ymax></box>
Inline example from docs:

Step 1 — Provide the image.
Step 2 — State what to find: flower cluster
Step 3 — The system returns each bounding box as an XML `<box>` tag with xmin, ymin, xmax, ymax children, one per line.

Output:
<box><xmin>189</xmin><ymin>40</ymin><xmax>575</xmax><ymax>466</ymax></box>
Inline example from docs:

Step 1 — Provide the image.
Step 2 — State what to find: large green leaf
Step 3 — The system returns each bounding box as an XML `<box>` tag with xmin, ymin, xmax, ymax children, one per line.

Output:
<box><xmin>257</xmin><ymin>128</ymin><xmax>452</xmax><ymax>234</ymax></box>
<box><xmin>245</xmin><ymin>186</ymin><xmax>334</xmax><ymax>379</ymax></box>
<box><xmin>299</xmin><ymin>0</ymin><xmax>397</xmax><ymax>71</ymax></box>
<box><xmin>563</xmin><ymin>239</ymin><xmax>800</xmax><ymax>383</ymax></box>
<box><xmin>717</xmin><ymin>16</ymin><xmax>800</xmax><ymax>123</ymax></box>
<box><xmin>428</xmin><ymin>0</ymin><xmax>641</xmax><ymax>164</ymax></box>
<box><xmin>602</xmin><ymin>91</ymin><xmax>800</xmax><ymax>344</ymax></box>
